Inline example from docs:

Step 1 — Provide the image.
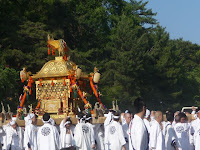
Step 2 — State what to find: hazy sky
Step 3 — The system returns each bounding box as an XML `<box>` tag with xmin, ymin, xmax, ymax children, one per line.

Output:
<box><xmin>145</xmin><ymin>0</ymin><xmax>200</xmax><ymax>45</ymax></box>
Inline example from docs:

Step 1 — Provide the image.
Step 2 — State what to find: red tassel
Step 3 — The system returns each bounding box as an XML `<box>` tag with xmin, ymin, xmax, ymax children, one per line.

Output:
<box><xmin>64</xmin><ymin>44</ymin><xmax>67</xmax><ymax>52</ymax></box>
<box><xmin>48</xmin><ymin>44</ymin><xmax>50</xmax><ymax>55</ymax></box>
<box><xmin>63</xmin><ymin>55</ymin><xmax>67</xmax><ymax>61</ymax></box>
<box><xmin>20</xmin><ymin>92</ymin><xmax>26</xmax><ymax>107</ymax></box>
<box><xmin>48</xmin><ymin>48</ymin><xmax>50</xmax><ymax>55</ymax></box>
<box><xmin>21</xmin><ymin>79</ymin><xmax>24</xmax><ymax>83</ymax></box>
<box><xmin>29</xmin><ymin>89</ymin><xmax>32</xmax><ymax>95</ymax></box>
<box><xmin>39</xmin><ymin>79</ymin><xmax>42</xmax><ymax>86</ymax></box>
<box><xmin>52</xmin><ymin>49</ymin><xmax>55</xmax><ymax>55</ymax></box>
<box><xmin>51</xmin><ymin>80</ymin><xmax>54</xmax><ymax>86</ymax></box>
<box><xmin>63</xmin><ymin>77</ymin><xmax>66</xmax><ymax>86</ymax></box>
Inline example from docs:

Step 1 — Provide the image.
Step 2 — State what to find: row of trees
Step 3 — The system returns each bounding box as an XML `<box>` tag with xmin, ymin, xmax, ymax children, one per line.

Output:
<box><xmin>0</xmin><ymin>0</ymin><xmax>200</xmax><ymax>112</ymax></box>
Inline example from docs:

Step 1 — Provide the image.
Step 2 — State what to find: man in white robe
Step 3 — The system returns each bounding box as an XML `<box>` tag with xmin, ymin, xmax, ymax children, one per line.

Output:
<box><xmin>144</xmin><ymin>109</ymin><xmax>151</xmax><ymax>134</ymax></box>
<box><xmin>85</xmin><ymin>115</ymin><xmax>95</xmax><ymax>148</ymax></box>
<box><xmin>164</xmin><ymin>111</ymin><xmax>178</xmax><ymax>150</ymax></box>
<box><xmin>0</xmin><ymin>127</ymin><xmax>5</xmax><ymax>149</ymax></box>
<box><xmin>60</xmin><ymin>117</ymin><xmax>75</xmax><ymax>149</ymax></box>
<box><xmin>190</xmin><ymin>110</ymin><xmax>200</xmax><ymax>142</ymax></box>
<box><xmin>150</xmin><ymin>111</ymin><xmax>165</xmax><ymax>150</ymax></box>
<box><xmin>104</xmin><ymin>112</ymin><xmax>126</xmax><ymax>150</ymax></box>
<box><xmin>5</xmin><ymin>120</ymin><xmax>24</xmax><ymax>150</ymax></box>
<box><xmin>2</xmin><ymin>116</ymin><xmax>12</xmax><ymax>150</ymax></box>
<box><xmin>74</xmin><ymin>115</ymin><xmax>95</xmax><ymax>150</ymax></box>
<box><xmin>37</xmin><ymin>113</ymin><xmax>60</xmax><ymax>150</ymax></box>
<box><xmin>94</xmin><ymin>124</ymin><xmax>104</xmax><ymax>150</ymax></box>
<box><xmin>24</xmin><ymin>113</ymin><xmax>38</xmax><ymax>150</ymax></box>
<box><xmin>193</xmin><ymin>127</ymin><xmax>200</xmax><ymax>150</ymax></box>
<box><xmin>122</xmin><ymin>110</ymin><xmax>131</xmax><ymax>150</ymax></box>
<box><xmin>129</xmin><ymin>97</ymin><xmax>149</xmax><ymax>150</ymax></box>
<box><xmin>174</xmin><ymin>112</ymin><xmax>190</xmax><ymax>150</ymax></box>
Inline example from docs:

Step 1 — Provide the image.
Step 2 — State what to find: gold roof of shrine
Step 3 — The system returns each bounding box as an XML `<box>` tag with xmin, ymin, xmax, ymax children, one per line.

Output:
<box><xmin>32</xmin><ymin>57</ymin><xmax>76</xmax><ymax>79</ymax></box>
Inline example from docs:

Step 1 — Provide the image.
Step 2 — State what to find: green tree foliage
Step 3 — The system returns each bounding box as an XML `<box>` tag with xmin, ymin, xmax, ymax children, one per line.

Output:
<box><xmin>0</xmin><ymin>0</ymin><xmax>200</xmax><ymax>112</ymax></box>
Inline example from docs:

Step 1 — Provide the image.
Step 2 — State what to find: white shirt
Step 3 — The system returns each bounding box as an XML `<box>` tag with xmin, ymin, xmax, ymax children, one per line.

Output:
<box><xmin>59</xmin><ymin>120</ymin><xmax>75</xmax><ymax>149</ymax></box>
<box><xmin>37</xmin><ymin>123</ymin><xmax>60</xmax><ymax>150</ymax></box>
<box><xmin>5</xmin><ymin>126</ymin><xmax>24</xmax><ymax>150</ymax></box>
<box><xmin>164</xmin><ymin>122</ymin><xmax>177</xmax><ymax>150</ymax></box>
<box><xmin>74</xmin><ymin>122</ymin><xmax>94</xmax><ymax>150</ymax></box>
<box><xmin>129</xmin><ymin>114</ymin><xmax>149</xmax><ymax>150</ymax></box>
<box><xmin>24</xmin><ymin>124</ymin><xmax>38</xmax><ymax>150</ymax></box>
<box><xmin>94</xmin><ymin>124</ymin><xmax>105</xmax><ymax>150</ymax></box>
<box><xmin>174</xmin><ymin>123</ymin><xmax>190</xmax><ymax>150</ymax></box>
<box><xmin>144</xmin><ymin>118</ymin><xmax>151</xmax><ymax>134</ymax></box>
<box><xmin>150</xmin><ymin>120</ymin><xmax>165</xmax><ymax>150</ymax></box>
<box><xmin>104</xmin><ymin>121</ymin><xmax>126</xmax><ymax>150</ymax></box>
<box><xmin>194</xmin><ymin>128</ymin><xmax>200</xmax><ymax>150</ymax></box>
<box><xmin>122</xmin><ymin>122</ymin><xmax>129</xmax><ymax>150</ymax></box>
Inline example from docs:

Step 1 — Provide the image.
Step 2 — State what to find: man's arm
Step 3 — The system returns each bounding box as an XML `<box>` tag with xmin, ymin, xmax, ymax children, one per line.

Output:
<box><xmin>149</xmin><ymin>124</ymin><xmax>158</xmax><ymax>150</ymax></box>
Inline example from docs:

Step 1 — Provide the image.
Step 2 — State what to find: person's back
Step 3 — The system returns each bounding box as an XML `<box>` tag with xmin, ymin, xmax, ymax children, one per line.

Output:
<box><xmin>74</xmin><ymin>121</ymin><xmax>94</xmax><ymax>150</ymax></box>
<box><xmin>194</xmin><ymin>127</ymin><xmax>200</xmax><ymax>150</ymax></box>
<box><xmin>24</xmin><ymin>124</ymin><xmax>38</xmax><ymax>150</ymax></box>
<box><xmin>94</xmin><ymin>124</ymin><xmax>104</xmax><ymax>150</ymax></box>
<box><xmin>37</xmin><ymin>113</ymin><xmax>60</xmax><ymax>150</ymax></box>
<box><xmin>24</xmin><ymin>113</ymin><xmax>38</xmax><ymax>150</ymax></box>
<box><xmin>105</xmin><ymin>120</ymin><xmax>126</xmax><ymax>150</ymax></box>
<box><xmin>129</xmin><ymin>114</ymin><xmax>148</xmax><ymax>150</ymax></box>
<box><xmin>174</xmin><ymin>113</ymin><xmax>190</xmax><ymax>150</ymax></box>
<box><xmin>37</xmin><ymin>123</ymin><xmax>60</xmax><ymax>150</ymax></box>
<box><xmin>164</xmin><ymin>111</ymin><xmax>178</xmax><ymax>150</ymax></box>
<box><xmin>149</xmin><ymin>111</ymin><xmax>165</xmax><ymax>150</ymax></box>
<box><xmin>129</xmin><ymin>97</ymin><xmax>149</xmax><ymax>150</ymax></box>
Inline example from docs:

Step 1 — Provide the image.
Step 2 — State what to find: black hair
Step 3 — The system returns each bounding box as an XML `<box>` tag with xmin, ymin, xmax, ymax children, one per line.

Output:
<box><xmin>178</xmin><ymin>112</ymin><xmax>187</xmax><ymax>122</ymax></box>
<box><xmin>166</xmin><ymin>111</ymin><xmax>174</xmax><ymax>122</ymax></box>
<box><xmin>175</xmin><ymin>115</ymin><xmax>180</xmax><ymax>123</ymax></box>
<box><xmin>85</xmin><ymin>114</ymin><xmax>92</xmax><ymax>123</ymax></box>
<box><xmin>66</xmin><ymin>118</ymin><xmax>72</xmax><ymax>124</ymax></box>
<box><xmin>134</xmin><ymin>97</ymin><xmax>146</xmax><ymax>113</ymax></box>
<box><xmin>113</xmin><ymin>111</ymin><xmax>120</xmax><ymax>121</ymax></box>
<box><xmin>43</xmin><ymin>113</ymin><xmax>50</xmax><ymax>121</ymax></box>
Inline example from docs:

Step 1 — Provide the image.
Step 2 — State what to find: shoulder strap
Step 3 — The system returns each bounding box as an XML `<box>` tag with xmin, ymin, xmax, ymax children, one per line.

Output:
<box><xmin>129</xmin><ymin>120</ymin><xmax>135</xmax><ymax>150</ymax></box>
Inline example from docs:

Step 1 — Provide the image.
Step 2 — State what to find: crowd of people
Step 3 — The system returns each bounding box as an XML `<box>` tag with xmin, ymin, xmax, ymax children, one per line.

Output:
<box><xmin>0</xmin><ymin>97</ymin><xmax>200</xmax><ymax>150</ymax></box>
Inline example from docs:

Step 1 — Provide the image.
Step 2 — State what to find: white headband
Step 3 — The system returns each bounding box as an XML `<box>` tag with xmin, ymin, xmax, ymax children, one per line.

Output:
<box><xmin>10</xmin><ymin>120</ymin><xmax>16</xmax><ymax>126</ymax></box>
<box><xmin>86</xmin><ymin>117</ymin><xmax>92</xmax><ymax>121</ymax></box>
<box><xmin>64</xmin><ymin>121</ymin><xmax>71</xmax><ymax>126</ymax></box>
<box><xmin>113</xmin><ymin>116</ymin><xmax>120</xmax><ymax>119</ymax></box>
<box><xmin>42</xmin><ymin>118</ymin><xmax>51</xmax><ymax>124</ymax></box>
<box><xmin>125</xmin><ymin>110</ymin><xmax>129</xmax><ymax>114</ymax></box>
<box><xmin>29</xmin><ymin>113</ymin><xmax>35</xmax><ymax>119</ymax></box>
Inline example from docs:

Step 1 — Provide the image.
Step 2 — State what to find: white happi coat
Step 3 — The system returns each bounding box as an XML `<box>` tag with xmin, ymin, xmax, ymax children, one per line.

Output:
<box><xmin>94</xmin><ymin>124</ymin><xmax>105</xmax><ymax>150</ymax></box>
<box><xmin>144</xmin><ymin>118</ymin><xmax>151</xmax><ymax>134</ymax></box>
<box><xmin>164</xmin><ymin>122</ymin><xmax>177</xmax><ymax>150</ymax></box>
<box><xmin>104</xmin><ymin>120</ymin><xmax>126</xmax><ymax>150</ymax></box>
<box><xmin>190</xmin><ymin>118</ymin><xmax>200</xmax><ymax>140</ymax></box>
<box><xmin>59</xmin><ymin>120</ymin><xmax>75</xmax><ymax>149</ymax></box>
<box><xmin>2</xmin><ymin>123</ymin><xmax>10</xmax><ymax>150</ymax></box>
<box><xmin>74</xmin><ymin>122</ymin><xmax>95</xmax><ymax>150</ymax></box>
<box><xmin>150</xmin><ymin>120</ymin><xmax>165</xmax><ymax>150</ymax></box>
<box><xmin>24</xmin><ymin>124</ymin><xmax>38</xmax><ymax>150</ymax></box>
<box><xmin>37</xmin><ymin>123</ymin><xmax>60</xmax><ymax>150</ymax></box>
<box><xmin>122</xmin><ymin>122</ymin><xmax>129</xmax><ymax>150</ymax></box>
<box><xmin>194</xmin><ymin>128</ymin><xmax>200</xmax><ymax>150</ymax></box>
<box><xmin>174</xmin><ymin>123</ymin><xmax>190</xmax><ymax>150</ymax></box>
<box><xmin>129</xmin><ymin>115</ymin><xmax>149</xmax><ymax>150</ymax></box>
<box><xmin>5</xmin><ymin>126</ymin><xmax>24</xmax><ymax>150</ymax></box>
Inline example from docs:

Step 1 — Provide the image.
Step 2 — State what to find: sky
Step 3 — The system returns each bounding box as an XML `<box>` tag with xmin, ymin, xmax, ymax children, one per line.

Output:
<box><xmin>144</xmin><ymin>0</ymin><xmax>200</xmax><ymax>45</ymax></box>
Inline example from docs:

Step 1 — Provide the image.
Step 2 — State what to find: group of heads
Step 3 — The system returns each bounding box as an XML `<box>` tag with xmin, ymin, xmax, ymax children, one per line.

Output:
<box><xmin>133</xmin><ymin>97</ymin><xmax>164</xmax><ymax>123</ymax></box>
<box><xmin>9</xmin><ymin>113</ymin><xmax>37</xmax><ymax>129</ymax></box>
